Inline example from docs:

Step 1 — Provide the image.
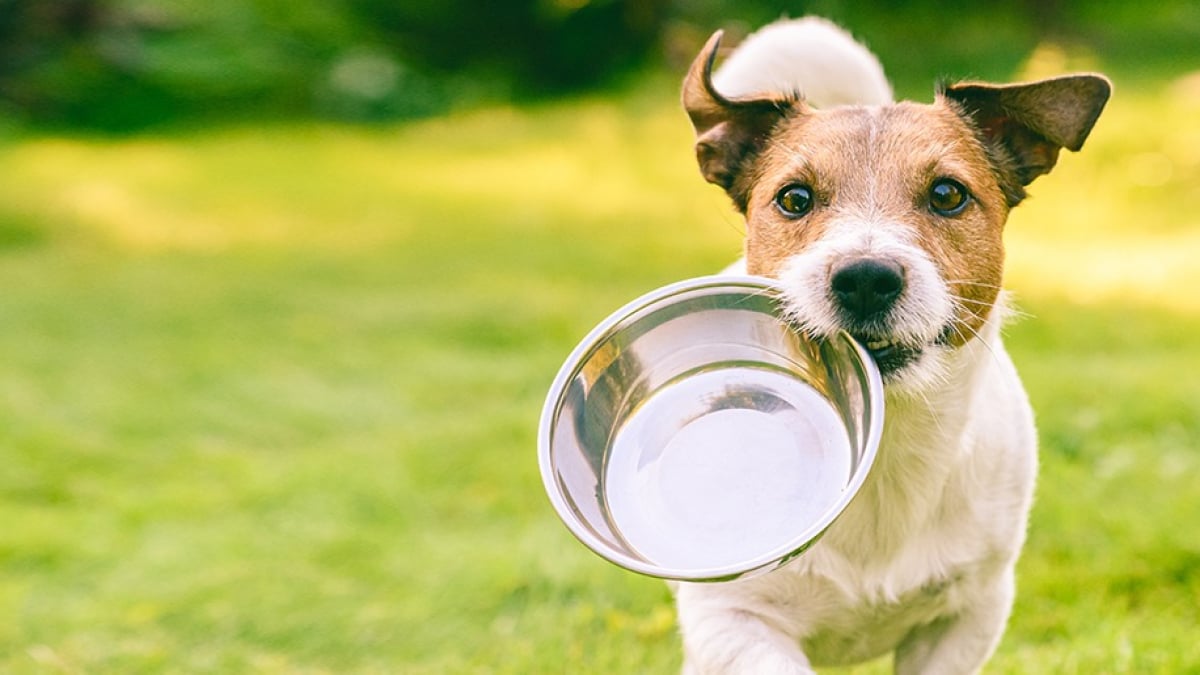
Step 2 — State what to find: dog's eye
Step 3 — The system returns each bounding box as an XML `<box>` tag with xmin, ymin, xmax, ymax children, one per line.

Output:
<box><xmin>775</xmin><ymin>184</ymin><xmax>815</xmax><ymax>218</ymax></box>
<box><xmin>929</xmin><ymin>179</ymin><xmax>970</xmax><ymax>216</ymax></box>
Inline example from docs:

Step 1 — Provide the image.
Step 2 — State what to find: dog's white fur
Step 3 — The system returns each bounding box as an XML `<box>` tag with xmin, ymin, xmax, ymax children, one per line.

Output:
<box><xmin>679</xmin><ymin>19</ymin><xmax>1038</xmax><ymax>674</ymax></box>
<box><xmin>710</xmin><ymin>17</ymin><xmax>892</xmax><ymax>108</ymax></box>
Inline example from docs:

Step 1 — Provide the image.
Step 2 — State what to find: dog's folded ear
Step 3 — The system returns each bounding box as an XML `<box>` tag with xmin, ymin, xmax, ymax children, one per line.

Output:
<box><xmin>683</xmin><ymin>31</ymin><xmax>797</xmax><ymax>212</ymax></box>
<box><xmin>942</xmin><ymin>74</ymin><xmax>1111</xmax><ymax>205</ymax></box>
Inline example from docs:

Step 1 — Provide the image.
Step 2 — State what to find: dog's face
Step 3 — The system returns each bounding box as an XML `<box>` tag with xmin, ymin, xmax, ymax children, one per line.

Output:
<box><xmin>684</xmin><ymin>32</ymin><xmax>1110</xmax><ymax>388</ymax></box>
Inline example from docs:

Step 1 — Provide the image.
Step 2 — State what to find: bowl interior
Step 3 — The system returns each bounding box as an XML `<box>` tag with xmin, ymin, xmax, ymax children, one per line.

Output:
<box><xmin>539</xmin><ymin>276</ymin><xmax>882</xmax><ymax>581</ymax></box>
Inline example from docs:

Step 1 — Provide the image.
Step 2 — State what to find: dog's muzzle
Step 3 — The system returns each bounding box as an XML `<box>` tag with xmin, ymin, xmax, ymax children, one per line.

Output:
<box><xmin>829</xmin><ymin>257</ymin><xmax>922</xmax><ymax>375</ymax></box>
<box><xmin>831</xmin><ymin>258</ymin><xmax>904</xmax><ymax>320</ymax></box>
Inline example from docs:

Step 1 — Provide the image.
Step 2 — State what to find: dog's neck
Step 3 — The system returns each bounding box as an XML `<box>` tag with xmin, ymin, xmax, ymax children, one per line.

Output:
<box><xmin>824</xmin><ymin>299</ymin><xmax>1012</xmax><ymax>560</ymax></box>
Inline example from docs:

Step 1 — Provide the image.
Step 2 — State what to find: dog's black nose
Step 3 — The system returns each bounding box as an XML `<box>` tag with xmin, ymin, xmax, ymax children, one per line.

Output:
<box><xmin>831</xmin><ymin>258</ymin><xmax>904</xmax><ymax>318</ymax></box>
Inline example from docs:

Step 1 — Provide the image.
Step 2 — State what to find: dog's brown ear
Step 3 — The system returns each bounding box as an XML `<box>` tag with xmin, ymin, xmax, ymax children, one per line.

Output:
<box><xmin>943</xmin><ymin>74</ymin><xmax>1111</xmax><ymax>205</ymax></box>
<box><xmin>682</xmin><ymin>31</ymin><xmax>797</xmax><ymax>212</ymax></box>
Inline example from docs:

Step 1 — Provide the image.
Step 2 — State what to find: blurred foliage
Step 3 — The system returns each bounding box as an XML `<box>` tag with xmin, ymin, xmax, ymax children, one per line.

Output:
<box><xmin>0</xmin><ymin>0</ymin><xmax>1196</xmax><ymax>131</ymax></box>
<box><xmin>0</xmin><ymin>0</ymin><xmax>667</xmax><ymax>130</ymax></box>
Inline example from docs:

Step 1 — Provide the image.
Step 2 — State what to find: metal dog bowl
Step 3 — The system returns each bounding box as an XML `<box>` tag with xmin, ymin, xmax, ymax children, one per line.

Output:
<box><xmin>538</xmin><ymin>275</ymin><xmax>884</xmax><ymax>582</ymax></box>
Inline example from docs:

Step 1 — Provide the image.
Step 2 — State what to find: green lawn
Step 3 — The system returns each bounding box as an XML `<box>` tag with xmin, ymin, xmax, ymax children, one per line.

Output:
<box><xmin>1</xmin><ymin>53</ymin><xmax>1198</xmax><ymax>673</ymax></box>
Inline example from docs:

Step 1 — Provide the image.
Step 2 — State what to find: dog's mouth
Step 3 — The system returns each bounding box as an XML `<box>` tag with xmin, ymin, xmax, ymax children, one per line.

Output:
<box><xmin>851</xmin><ymin>326</ymin><xmax>955</xmax><ymax>378</ymax></box>
<box><xmin>852</xmin><ymin>334</ymin><xmax>922</xmax><ymax>376</ymax></box>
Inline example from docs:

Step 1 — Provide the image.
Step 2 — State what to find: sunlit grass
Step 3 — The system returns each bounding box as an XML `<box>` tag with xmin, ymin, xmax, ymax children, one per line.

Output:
<box><xmin>4</xmin><ymin>69</ymin><xmax>1198</xmax><ymax>307</ymax></box>
<box><xmin>0</xmin><ymin>62</ymin><xmax>1196</xmax><ymax>673</ymax></box>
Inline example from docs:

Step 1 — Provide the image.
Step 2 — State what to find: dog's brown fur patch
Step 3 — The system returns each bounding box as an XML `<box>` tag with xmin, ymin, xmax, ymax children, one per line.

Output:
<box><xmin>739</xmin><ymin>103</ymin><xmax>1008</xmax><ymax>342</ymax></box>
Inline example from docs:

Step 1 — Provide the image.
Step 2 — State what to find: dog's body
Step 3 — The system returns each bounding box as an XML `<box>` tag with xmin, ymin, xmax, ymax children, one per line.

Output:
<box><xmin>675</xmin><ymin>19</ymin><xmax>1110</xmax><ymax>674</ymax></box>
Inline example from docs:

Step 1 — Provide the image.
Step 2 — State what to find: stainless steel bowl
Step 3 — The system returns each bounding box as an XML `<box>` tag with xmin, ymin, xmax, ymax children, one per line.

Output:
<box><xmin>538</xmin><ymin>275</ymin><xmax>884</xmax><ymax>582</ymax></box>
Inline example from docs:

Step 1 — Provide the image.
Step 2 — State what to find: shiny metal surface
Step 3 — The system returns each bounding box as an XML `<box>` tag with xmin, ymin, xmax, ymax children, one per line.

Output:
<box><xmin>538</xmin><ymin>276</ymin><xmax>884</xmax><ymax>582</ymax></box>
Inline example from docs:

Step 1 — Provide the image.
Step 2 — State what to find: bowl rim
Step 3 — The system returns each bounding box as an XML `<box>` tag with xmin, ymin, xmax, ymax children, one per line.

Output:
<box><xmin>537</xmin><ymin>274</ymin><xmax>885</xmax><ymax>582</ymax></box>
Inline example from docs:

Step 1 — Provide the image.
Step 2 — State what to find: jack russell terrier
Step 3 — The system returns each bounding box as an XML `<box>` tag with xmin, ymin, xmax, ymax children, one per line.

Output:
<box><xmin>674</xmin><ymin>17</ymin><xmax>1110</xmax><ymax>674</ymax></box>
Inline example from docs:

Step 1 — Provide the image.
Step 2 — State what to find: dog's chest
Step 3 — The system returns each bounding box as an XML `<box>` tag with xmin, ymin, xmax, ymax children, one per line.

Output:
<box><xmin>780</xmin><ymin>451</ymin><xmax>994</xmax><ymax>664</ymax></box>
<box><xmin>795</xmin><ymin>555</ymin><xmax>966</xmax><ymax>666</ymax></box>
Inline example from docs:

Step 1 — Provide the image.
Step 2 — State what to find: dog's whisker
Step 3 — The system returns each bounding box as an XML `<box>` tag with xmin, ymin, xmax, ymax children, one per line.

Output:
<box><xmin>943</xmin><ymin>283</ymin><xmax>1007</xmax><ymax>297</ymax></box>
<box><xmin>947</xmin><ymin>303</ymin><xmax>1006</xmax><ymax>370</ymax></box>
<box><xmin>949</xmin><ymin>293</ymin><xmax>1034</xmax><ymax>322</ymax></box>
<box><xmin>952</xmin><ymin>296</ymin><xmax>1000</xmax><ymax>308</ymax></box>
<box><xmin>941</xmin><ymin>277</ymin><xmax>1001</xmax><ymax>284</ymax></box>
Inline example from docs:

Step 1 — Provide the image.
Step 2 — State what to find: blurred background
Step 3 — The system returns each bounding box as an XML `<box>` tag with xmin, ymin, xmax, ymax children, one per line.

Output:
<box><xmin>1</xmin><ymin>0</ymin><xmax>1196</xmax><ymax>131</ymax></box>
<box><xmin>1</xmin><ymin>1</ymin><xmax>1197</xmax><ymax>673</ymax></box>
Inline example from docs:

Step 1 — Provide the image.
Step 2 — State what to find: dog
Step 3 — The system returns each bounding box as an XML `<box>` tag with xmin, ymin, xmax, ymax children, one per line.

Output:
<box><xmin>674</xmin><ymin>17</ymin><xmax>1110</xmax><ymax>674</ymax></box>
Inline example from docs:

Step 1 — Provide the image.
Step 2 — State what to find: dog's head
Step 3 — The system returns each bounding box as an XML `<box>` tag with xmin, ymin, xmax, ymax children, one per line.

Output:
<box><xmin>683</xmin><ymin>32</ymin><xmax>1110</xmax><ymax>389</ymax></box>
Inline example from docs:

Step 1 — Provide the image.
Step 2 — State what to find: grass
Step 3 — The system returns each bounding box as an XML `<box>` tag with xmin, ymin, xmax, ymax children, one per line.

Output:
<box><xmin>1</xmin><ymin>42</ymin><xmax>1199</xmax><ymax>673</ymax></box>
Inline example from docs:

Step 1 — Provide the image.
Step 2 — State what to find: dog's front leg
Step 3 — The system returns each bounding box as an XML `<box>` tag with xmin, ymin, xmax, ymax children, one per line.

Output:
<box><xmin>893</xmin><ymin>570</ymin><xmax>1015</xmax><ymax>675</ymax></box>
<box><xmin>676</xmin><ymin>586</ymin><xmax>814</xmax><ymax>675</ymax></box>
